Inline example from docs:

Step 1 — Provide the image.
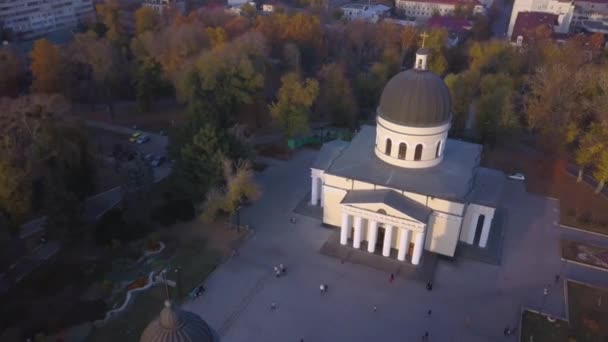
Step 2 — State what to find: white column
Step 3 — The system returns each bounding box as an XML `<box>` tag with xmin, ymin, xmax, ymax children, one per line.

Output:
<box><xmin>320</xmin><ymin>183</ymin><xmax>324</xmax><ymax>207</ymax></box>
<box><xmin>382</xmin><ymin>225</ymin><xmax>393</xmax><ymax>257</ymax></box>
<box><xmin>340</xmin><ymin>212</ymin><xmax>351</xmax><ymax>245</ymax></box>
<box><xmin>411</xmin><ymin>231</ymin><xmax>425</xmax><ymax>265</ymax></box>
<box><xmin>397</xmin><ymin>228</ymin><xmax>411</xmax><ymax>261</ymax></box>
<box><xmin>367</xmin><ymin>220</ymin><xmax>378</xmax><ymax>253</ymax></box>
<box><xmin>353</xmin><ymin>216</ymin><xmax>363</xmax><ymax>249</ymax></box>
<box><xmin>310</xmin><ymin>176</ymin><xmax>319</xmax><ymax>205</ymax></box>
<box><xmin>479</xmin><ymin>216</ymin><xmax>493</xmax><ymax>248</ymax></box>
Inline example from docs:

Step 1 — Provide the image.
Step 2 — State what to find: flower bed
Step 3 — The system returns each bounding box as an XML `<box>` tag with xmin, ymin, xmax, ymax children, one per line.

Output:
<box><xmin>561</xmin><ymin>239</ymin><xmax>608</xmax><ymax>271</ymax></box>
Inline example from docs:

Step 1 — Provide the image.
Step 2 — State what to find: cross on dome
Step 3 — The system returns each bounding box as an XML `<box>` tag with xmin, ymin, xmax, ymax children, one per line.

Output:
<box><xmin>420</xmin><ymin>32</ymin><xmax>429</xmax><ymax>48</ymax></box>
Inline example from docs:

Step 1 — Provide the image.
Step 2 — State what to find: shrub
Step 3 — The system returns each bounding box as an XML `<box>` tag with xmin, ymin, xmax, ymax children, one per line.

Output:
<box><xmin>150</xmin><ymin>199</ymin><xmax>195</xmax><ymax>226</ymax></box>
<box><xmin>578</xmin><ymin>212</ymin><xmax>593</xmax><ymax>225</ymax></box>
<box><xmin>566</xmin><ymin>208</ymin><xmax>576</xmax><ymax>218</ymax></box>
<box><xmin>96</xmin><ymin>209</ymin><xmax>150</xmax><ymax>245</ymax></box>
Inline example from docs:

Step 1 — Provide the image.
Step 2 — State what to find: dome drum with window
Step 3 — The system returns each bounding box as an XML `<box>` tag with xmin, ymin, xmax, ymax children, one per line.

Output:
<box><xmin>374</xmin><ymin>47</ymin><xmax>451</xmax><ymax>169</ymax></box>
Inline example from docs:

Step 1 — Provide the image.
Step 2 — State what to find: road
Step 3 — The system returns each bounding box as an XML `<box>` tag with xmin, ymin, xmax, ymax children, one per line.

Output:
<box><xmin>491</xmin><ymin>0</ymin><xmax>513</xmax><ymax>39</ymax></box>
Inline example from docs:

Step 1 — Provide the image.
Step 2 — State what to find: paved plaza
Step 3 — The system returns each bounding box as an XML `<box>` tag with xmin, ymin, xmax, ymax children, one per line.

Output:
<box><xmin>183</xmin><ymin>150</ymin><xmax>608</xmax><ymax>342</ymax></box>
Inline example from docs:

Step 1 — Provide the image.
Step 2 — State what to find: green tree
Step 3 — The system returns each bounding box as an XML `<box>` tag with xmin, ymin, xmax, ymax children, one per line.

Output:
<box><xmin>134</xmin><ymin>6</ymin><xmax>160</xmax><ymax>35</ymax></box>
<box><xmin>0</xmin><ymin>159</ymin><xmax>31</xmax><ymax>231</ymax></box>
<box><xmin>476</xmin><ymin>73</ymin><xmax>518</xmax><ymax>145</ymax></box>
<box><xmin>136</xmin><ymin>58</ymin><xmax>168</xmax><ymax>112</ymax></box>
<box><xmin>425</xmin><ymin>29</ymin><xmax>448</xmax><ymax>75</ymax></box>
<box><xmin>0</xmin><ymin>47</ymin><xmax>22</xmax><ymax>97</ymax></box>
<box><xmin>270</xmin><ymin>72</ymin><xmax>319</xmax><ymax>138</ymax></box>
<box><xmin>174</xmin><ymin>125</ymin><xmax>229</xmax><ymax>200</ymax></box>
<box><xmin>594</xmin><ymin>149</ymin><xmax>608</xmax><ymax>193</ymax></box>
<box><xmin>316</xmin><ymin>63</ymin><xmax>358</xmax><ymax>127</ymax></box>
<box><xmin>444</xmin><ymin>70</ymin><xmax>480</xmax><ymax>136</ymax></box>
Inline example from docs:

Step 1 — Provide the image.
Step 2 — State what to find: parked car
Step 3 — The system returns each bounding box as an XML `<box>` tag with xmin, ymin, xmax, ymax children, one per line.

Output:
<box><xmin>507</xmin><ymin>172</ymin><xmax>525</xmax><ymax>181</ymax></box>
<box><xmin>150</xmin><ymin>156</ymin><xmax>166</xmax><ymax>167</ymax></box>
<box><xmin>136</xmin><ymin>135</ymin><xmax>150</xmax><ymax>144</ymax></box>
<box><xmin>144</xmin><ymin>153</ymin><xmax>155</xmax><ymax>162</ymax></box>
<box><xmin>129</xmin><ymin>132</ymin><xmax>142</xmax><ymax>143</ymax></box>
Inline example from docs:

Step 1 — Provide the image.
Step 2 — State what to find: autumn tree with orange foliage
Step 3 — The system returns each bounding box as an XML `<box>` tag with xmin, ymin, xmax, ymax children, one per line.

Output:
<box><xmin>30</xmin><ymin>39</ymin><xmax>63</xmax><ymax>94</ymax></box>
<box><xmin>134</xmin><ymin>6</ymin><xmax>160</xmax><ymax>35</ymax></box>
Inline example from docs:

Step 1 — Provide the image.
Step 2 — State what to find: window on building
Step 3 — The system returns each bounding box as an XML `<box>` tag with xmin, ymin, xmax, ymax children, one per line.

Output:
<box><xmin>398</xmin><ymin>143</ymin><xmax>407</xmax><ymax>159</ymax></box>
<box><xmin>414</xmin><ymin>144</ymin><xmax>423</xmax><ymax>161</ymax></box>
<box><xmin>436</xmin><ymin>141</ymin><xmax>441</xmax><ymax>157</ymax></box>
<box><xmin>385</xmin><ymin>138</ymin><xmax>392</xmax><ymax>155</ymax></box>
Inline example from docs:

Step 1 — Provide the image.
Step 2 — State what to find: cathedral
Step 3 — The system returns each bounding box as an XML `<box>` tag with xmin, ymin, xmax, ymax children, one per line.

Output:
<box><xmin>310</xmin><ymin>48</ymin><xmax>505</xmax><ymax>265</ymax></box>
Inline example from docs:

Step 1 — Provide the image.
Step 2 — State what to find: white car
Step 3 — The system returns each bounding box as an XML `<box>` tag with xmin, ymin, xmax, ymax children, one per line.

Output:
<box><xmin>507</xmin><ymin>173</ymin><xmax>525</xmax><ymax>181</ymax></box>
<box><xmin>136</xmin><ymin>135</ymin><xmax>150</xmax><ymax>144</ymax></box>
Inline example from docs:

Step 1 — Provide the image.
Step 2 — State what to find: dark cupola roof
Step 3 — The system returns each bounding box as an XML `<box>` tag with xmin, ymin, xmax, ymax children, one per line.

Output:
<box><xmin>377</xmin><ymin>48</ymin><xmax>451</xmax><ymax>128</ymax></box>
<box><xmin>140</xmin><ymin>301</ymin><xmax>215</xmax><ymax>342</ymax></box>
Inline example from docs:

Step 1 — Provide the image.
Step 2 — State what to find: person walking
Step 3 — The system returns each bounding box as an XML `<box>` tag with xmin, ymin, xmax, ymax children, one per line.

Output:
<box><xmin>426</xmin><ymin>282</ymin><xmax>433</xmax><ymax>291</ymax></box>
<box><xmin>320</xmin><ymin>284</ymin><xmax>325</xmax><ymax>294</ymax></box>
<box><xmin>270</xmin><ymin>302</ymin><xmax>277</xmax><ymax>311</ymax></box>
<box><xmin>422</xmin><ymin>331</ymin><xmax>429</xmax><ymax>340</ymax></box>
<box><xmin>389</xmin><ymin>273</ymin><xmax>395</xmax><ymax>282</ymax></box>
<box><xmin>373</xmin><ymin>305</ymin><xmax>377</xmax><ymax>312</ymax></box>
<box><xmin>427</xmin><ymin>309</ymin><xmax>432</xmax><ymax>316</ymax></box>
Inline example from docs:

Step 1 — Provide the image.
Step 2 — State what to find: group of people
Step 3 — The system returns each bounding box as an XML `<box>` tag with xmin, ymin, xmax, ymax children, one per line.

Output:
<box><xmin>274</xmin><ymin>264</ymin><xmax>287</xmax><ymax>277</ymax></box>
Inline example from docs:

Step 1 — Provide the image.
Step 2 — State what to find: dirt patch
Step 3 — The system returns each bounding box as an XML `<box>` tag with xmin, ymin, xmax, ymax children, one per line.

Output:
<box><xmin>520</xmin><ymin>309</ymin><xmax>569</xmax><ymax>342</ymax></box>
<box><xmin>567</xmin><ymin>280</ymin><xmax>608</xmax><ymax>341</ymax></box>
<box><xmin>483</xmin><ymin>146</ymin><xmax>608</xmax><ymax>235</ymax></box>
<box><xmin>561</xmin><ymin>240</ymin><xmax>608</xmax><ymax>271</ymax></box>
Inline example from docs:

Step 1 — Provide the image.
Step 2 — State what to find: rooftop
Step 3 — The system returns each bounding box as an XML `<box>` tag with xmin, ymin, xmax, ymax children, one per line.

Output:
<box><xmin>511</xmin><ymin>11</ymin><xmax>558</xmax><ymax>42</ymax></box>
<box><xmin>427</xmin><ymin>15</ymin><xmax>473</xmax><ymax>33</ymax></box>
<box><xmin>341</xmin><ymin>189</ymin><xmax>433</xmax><ymax>222</ymax></box>
<box><xmin>319</xmin><ymin>125</ymin><xmax>483</xmax><ymax>201</ymax></box>
<box><xmin>398</xmin><ymin>0</ymin><xmax>481</xmax><ymax>6</ymax></box>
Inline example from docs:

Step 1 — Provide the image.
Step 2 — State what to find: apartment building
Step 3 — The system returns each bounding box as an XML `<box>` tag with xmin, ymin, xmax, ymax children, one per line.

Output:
<box><xmin>0</xmin><ymin>0</ymin><xmax>95</xmax><ymax>40</ymax></box>
<box><xmin>395</xmin><ymin>0</ymin><xmax>486</xmax><ymax>20</ymax></box>
<box><xmin>141</xmin><ymin>0</ymin><xmax>185</xmax><ymax>15</ymax></box>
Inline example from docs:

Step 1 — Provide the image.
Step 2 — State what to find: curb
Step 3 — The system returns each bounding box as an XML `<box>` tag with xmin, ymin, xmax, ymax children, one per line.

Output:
<box><xmin>559</xmin><ymin>224</ymin><xmax>608</xmax><ymax>238</ymax></box>
<box><xmin>561</xmin><ymin>257</ymin><xmax>608</xmax><ymax>273</ymax></box>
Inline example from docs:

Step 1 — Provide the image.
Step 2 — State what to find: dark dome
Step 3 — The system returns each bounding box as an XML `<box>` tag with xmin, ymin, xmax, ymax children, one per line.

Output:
<box><xmin>377</xmin><ymin>69</ymin><xmax>451</xmax><ymax>127</ymax></box>
<box><xmin>140</xmin><ymin>301</ymin><xmax>215</xmax><ymax>342</ymax></box>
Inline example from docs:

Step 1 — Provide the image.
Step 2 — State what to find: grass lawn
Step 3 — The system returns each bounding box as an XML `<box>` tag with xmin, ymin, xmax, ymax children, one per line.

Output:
<box><xmin>561</xmin><ymin>240</ymin><xmax>608</xmax><ymax>271</ymax></box>
<box><xmin>520</xmin><ymin>309</ymin><xmax>570</xmax><ymax>342</ymax></box>
<box><xmin>483</xmin><ymin>145</ymin><xmax>608</xmax><ymax>236</ymax></box>
<box><xmin>567</xmin><ymin>280</ymin><xmax>608</xmax><ymax>341</ymax></box>
<box><xmin>87</xmin><ymin>237</ymin><xmax>221</xmax><ymax>342</ymax></box>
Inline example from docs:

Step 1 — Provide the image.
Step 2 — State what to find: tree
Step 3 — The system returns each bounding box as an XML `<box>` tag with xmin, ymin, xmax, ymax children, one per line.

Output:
<box><xmin>96</xmin><ymin>0</ymin><xmax>124</xmax><ymax>43</ymax></box>
<box><xmin>476</xmin><ymin>73</ymin><xmax>518</xmax><ymax>144</ymax></box>
<box><xmin>316</xmin><ymin>63</ymin><xmax>358</xmax><ymax>127</ymax></box>
<box><xmin>30</xmin><ymin>39</ymin><xmax>63</xmax><ymax>93</ymax></box>
<box><xmin>0</xmin><ymin>159</ymin><xmax>31</xmax><ymax>231</ymax></box>
<box><xmin>135</xmin><ymin>58</ymin><xmax>168</xmax><ymax>112</ymax></box>
<box><xmin>594</xmin><ymin>149</ymin><xmax>608</xmax><ymax>194</ymax></box>
<box><xmin>574</xmin><ymin>124</ymin><xmax>604</xmax><ymax>182</ymax></box>
<box><xmin>0</xmin><ymin>47</ymin><xmax>22</xmax><ymax>97</ymax></box>
<box><xmin>471</xmin><ymin>14</ymin><xmax>491</xmax><ymax>41</ymax></box>
<box><xmin>270</xmin><ymin>72</ymin><xmax>319</xmax><ymax>138</ymax></box>
<box><xmin>444</xmin><ymin>70</ymin><xmax>479</xmax><ymax>136</ymax></box>
<box><xmin>177</xmin><ymin>39</ymin><xmax>265</xmax><ymax>127</ymax></box>
<box><xmin>425</xmin><ymin>29</ymin><xmax>448</xmax><ymax>75</ymax></box>
<box><xmin>135</xmin><ymin>6</ymin><xmax>160</xmax><ymax>35</ymax></box>
<box><xmin>174</xmin><ymin>125</ymin><xmax>229</xmax><ymax>200</ymax></box>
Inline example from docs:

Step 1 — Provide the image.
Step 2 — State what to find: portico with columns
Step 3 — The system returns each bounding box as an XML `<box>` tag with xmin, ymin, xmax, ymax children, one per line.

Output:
<box><xmin>339</xmin><ymin>205</ymin><xmax>427</xmax><ymax>265</ymax></box>
<box><xmin>308</xmin><ymin>44</ymin><xmax>505</xmax><ymax>267</ymax></box>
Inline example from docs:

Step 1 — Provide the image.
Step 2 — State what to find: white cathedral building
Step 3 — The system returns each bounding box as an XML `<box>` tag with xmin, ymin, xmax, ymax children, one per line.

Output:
<box><xmin>310</xmin><ymin>48</ymin><xmax>505</xmax><ymax>266</ymax></box>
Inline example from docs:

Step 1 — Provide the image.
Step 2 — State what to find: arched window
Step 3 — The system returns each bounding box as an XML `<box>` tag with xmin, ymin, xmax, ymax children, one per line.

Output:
<box><xmin>414</xmin><ymin>144</ymin><xmax>423</xmax><ymax>161</ymax></box>
<box><xmin>398</xmin><ymin>143</ymin><xmax>407</xmax><ymax>160</ymax></box>
<box><xmin>385</xmin><ymin>138</ymin><xmax>392</xmax><ymax>155</ymax></box>
<box><xmin>435</xmin><ymin>141</ymin><xmax>441</xmax><ymax>157</ymax></box>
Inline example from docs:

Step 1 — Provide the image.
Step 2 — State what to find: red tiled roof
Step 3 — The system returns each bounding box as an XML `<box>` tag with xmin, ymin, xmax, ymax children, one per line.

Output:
<box><xmin>575</xmin><ymin>0</ymin><xmax>608</xmax><ymax>4</ymax></box>
<box><xmin>510</xmin><ymin>11</ymin><xmax>558</xmax><ymax>42</ymax></box>
<box><xmin>400</xmin><ymin>0</ymin><xmax>481</xmax><ymax>6</ymax></box>
<box><xmin>427</xmin><ymin>15</ymin><xmax>472</xmax><ymax>32</ymax></box>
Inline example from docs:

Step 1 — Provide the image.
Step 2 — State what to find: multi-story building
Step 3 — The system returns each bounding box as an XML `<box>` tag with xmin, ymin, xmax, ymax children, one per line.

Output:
<box><xmin>395</xmin><ymin>0</ymin><xmax>486</xmax><ymax>20</ymax></box>
<box><xmin>507</xmin><ymin>0</ymin><xmax>574</xmax><ymax>37</ymax></box>
<box><xmin>0</xmin><ymin>0</ymin><xmax>95</xmax><ymax>40</ymax></box>
<box><xmin>141</xmin><ymin>0</ymin><xmax>185</xmax><ymax>15</ymax></box>
<box><xmin>340</xmin><ymin>3</ymin><xmax>391</xmax><ymax>23</ymax></box>
<box><xmin>571</xmin><ymin>0</ymin><xmax>608</xmax><ymax>33</ymax></box>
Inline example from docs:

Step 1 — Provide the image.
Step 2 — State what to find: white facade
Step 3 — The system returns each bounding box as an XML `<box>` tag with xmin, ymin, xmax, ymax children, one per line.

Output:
<box><xmin>508</xmin><ymin>0</ymin><xmax>574</xmax><ymax>36</ymax></box>
<box><xmin>0</xmin><ymin>0</ymin><xmax>94</xmax><ymax>39</ymax></box>
<box><xmin>395</xmin><ymin>0</ymin><xmax>486</xmax><ymax>20</ymax></box>
<box><xmin>142</xmin><ymin>0</ymin><xmax>186</xmax><ymax>14</ymax></box>
<box><xmin>571</xmin><ymin>0</ymin><xmax>608</xmax><ymax>33</ymax></box>
<box><xmin>340</xmin><ymin>3</ymin><xmax>391</xmax><ymax>23</ymax></box>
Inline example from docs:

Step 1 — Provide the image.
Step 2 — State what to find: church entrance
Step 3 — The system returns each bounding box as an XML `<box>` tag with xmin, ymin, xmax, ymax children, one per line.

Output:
<box><xmin>473</xmin><ymin>214</ymin><xmax>485</xmax><ymax>245</ymax></box>
<box><xmin>376</xmin><ymin>226</ymin><xmax>385</xmax><ymax>250</ymax></box>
